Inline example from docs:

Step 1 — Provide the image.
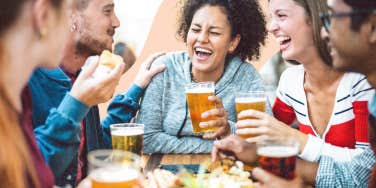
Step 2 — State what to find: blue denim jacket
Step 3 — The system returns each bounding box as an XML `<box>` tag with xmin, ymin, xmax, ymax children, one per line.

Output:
<box><xmin>28</xmin><ymin>67</ymin><xmax>144</xmax><ymax>186</ymax></box>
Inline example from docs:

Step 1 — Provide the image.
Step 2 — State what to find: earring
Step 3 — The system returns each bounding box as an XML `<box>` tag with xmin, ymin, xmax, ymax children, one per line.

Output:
<box><xmin>70</xmin><ymin>24</ymin><xmax>76</xmax><ymax>32</ymax></box>
<box><xmin>40</xmin><ymin>27</ymin><xmax>48</xmax><ymax>39</ymax></box>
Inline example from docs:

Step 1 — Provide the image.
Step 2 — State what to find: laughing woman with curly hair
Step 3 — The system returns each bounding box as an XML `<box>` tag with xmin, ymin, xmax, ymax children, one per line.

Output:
<box><xmin>137</xmin><ymin>0</ymin><xmax>268</xmax><ymax>154</ymax></box>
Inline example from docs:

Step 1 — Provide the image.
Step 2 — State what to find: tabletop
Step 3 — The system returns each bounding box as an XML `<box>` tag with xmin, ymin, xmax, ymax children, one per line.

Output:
<box><xmin>142</xmin><ymin>153</ymin><xmax>211</xmax><ymax>172</ymax></box>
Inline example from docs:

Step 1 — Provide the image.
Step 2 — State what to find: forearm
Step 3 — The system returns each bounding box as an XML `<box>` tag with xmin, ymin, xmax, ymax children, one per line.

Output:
<box><xmin>102</xmin><ymin>84</ymin><xmax>144</xmax><ymax>127</ymax></box>
<box><xmin>315</xmin><ymin>148</ymin><xmax>375</xmax><ymax>187</ymax></box>
<box><xmin>299</xmin><ymin>134</ymin><xmax>366</xmax><ymax>162</ymax></box>
<box><xmin>143</xmin><ymin>131</ymin><xmax>213</xmax><ymax>154</ymax></box>
<box><xmin>34</xmin><ymin>94</ymin><xmax>89</xmax><ymax>177</ymax></box>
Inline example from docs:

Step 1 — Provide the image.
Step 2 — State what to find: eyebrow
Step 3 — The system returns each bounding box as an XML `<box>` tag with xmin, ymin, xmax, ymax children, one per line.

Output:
<box><xmin>103</xmin><ymin>3</ymin><xmax>114</xmax><ymax>10</ymax></box>
<box><xmin>192</xmin><ymin>23</ymin><xmax>223</xmax><ymax>30</ymax></box>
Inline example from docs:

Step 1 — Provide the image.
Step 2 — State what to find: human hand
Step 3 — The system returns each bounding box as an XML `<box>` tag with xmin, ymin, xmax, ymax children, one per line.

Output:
<box><xmin>70</xmin><ymin>56</ymin><xmax>125</xmax><ymax>106</ymax></box>
<box><xmin>76</xmin><ymin>178</ymin><xmax>91</xmax><ymax>188</ymax></box>
<box><xmin>134</xmin><ymin>52</ymin><xmax>166</xmax><ymax>88</ymax></box>
<box><xmin>211</xmin><ymin>135</ymin><xmax>258</xmax><ymax>164</ymax></box>
<box><xmin>253</xmin><ymin>167</ymin><xmax>304</xmax><ymax>188</ymax></box>
<box><xmin>236</xmin><ymin>109</ymin><xmax>306</xmax><ymax>151</ymax></box>
<box><xmin>200</xmin><ymin>96</ymin><xmax>230</xmax><ymax>139</ymax></box>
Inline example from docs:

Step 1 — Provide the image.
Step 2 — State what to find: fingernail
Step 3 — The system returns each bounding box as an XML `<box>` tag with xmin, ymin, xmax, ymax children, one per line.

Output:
<box><xmin>201</xmin><ymin>113</ymin><xmax>208</xmax><ymax>118</ymax></box>
<box><xmin>199</xmin><ymin>122</ymin><xmax>208</xmax><ymax>128</ymax></box>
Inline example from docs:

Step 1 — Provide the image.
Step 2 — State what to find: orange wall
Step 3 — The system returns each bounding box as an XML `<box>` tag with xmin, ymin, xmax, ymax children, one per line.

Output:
<box><xmin>99</xmin><ymin>0</ymin><xmax>278</xmax><ymax>118</ymax></box>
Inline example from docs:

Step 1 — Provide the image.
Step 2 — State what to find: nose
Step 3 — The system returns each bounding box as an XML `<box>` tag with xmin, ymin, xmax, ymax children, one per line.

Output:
<box><xmin>112</xmin><ymin>13</ymin><xmax>120</xmax><ymax>28</ymax></box>
<box><xmin>320</xmin><ymin>27</ymin><xmax>329</xmax><ymax>41</ymax></box>
<box><xmin>197</xmin><ymin>31</ymin><xmax>209</xmax><ymax>43</ymax></box>
<box><xmin>267</xmin><ymin>18</ymin><xmax>279</xmax><ymax>34</ymax></box>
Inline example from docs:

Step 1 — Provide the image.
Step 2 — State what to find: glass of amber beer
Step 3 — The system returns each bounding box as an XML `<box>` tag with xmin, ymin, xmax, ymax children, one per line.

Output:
<box><xmin>110</xmin><ymin>123</ymin><xmax>144</xmax><ymax>156</ymax></box>
<box><xmin>235</xmin><ymin>91</ymin><xmax>266</xmax><ymax>139</ymax></box>
<box><xmin>256</xmin><ymin>138</ymin><xmax>300</xmax><ymax>180</ymax></box>
<box><xmin>88</xmin><ymin>149</ymin><xmax>142</xmax><ymax>188</ymax></box>
<box><xmin>185</xmin><ymin>82</ymin><xmax>217</xmax><ymax>135</ymax></box>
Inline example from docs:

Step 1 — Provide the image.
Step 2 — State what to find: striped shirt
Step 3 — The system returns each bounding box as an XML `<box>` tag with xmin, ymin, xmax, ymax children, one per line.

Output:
<box><xmin>273</xmin><ymin>65</ymin><xmax>374</xmax><ymax>162</ymax></box>
<box><xmin>315</xmin><ymin>94</ymin><xmax>376</xmax><ymax>187</ymax></box>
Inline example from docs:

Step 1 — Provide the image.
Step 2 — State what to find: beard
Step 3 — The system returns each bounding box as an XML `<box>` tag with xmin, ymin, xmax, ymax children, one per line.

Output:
<box><xmin>75</xmin><ymin>33</ymin><xmax>111</xmax><ymax>56</ymax></box>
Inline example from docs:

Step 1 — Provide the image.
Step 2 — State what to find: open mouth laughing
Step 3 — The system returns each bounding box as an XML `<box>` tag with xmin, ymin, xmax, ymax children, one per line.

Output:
<box><xmin>276</xmin><ymin>36</ymin><xmax>291</xmax><ymax>51</ymax></box>
<box><xmin>194</xmin><ymin>47</ymin><xmax>213</xmax><ymax>61</ymax></box>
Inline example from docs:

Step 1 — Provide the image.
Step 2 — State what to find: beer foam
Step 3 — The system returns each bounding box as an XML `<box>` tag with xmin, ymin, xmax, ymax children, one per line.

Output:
<box><xmin>90</xmin><ymin>167</ymin><xmax>139</xmax><ymax>182</ymax></box>
<box><xmin>257</xmin><ymin>146</ymin><xmax>298</xmax><ymax>158</ymax></box>
<box><xmin>112</xmin><ymin>129</ymin><xmax>144</xmax><ymax>136</ymax></box>
<box><xmin>235</xmin><ymin>97</ymin><xmax>266</xmax><ymax>103</ymax></box>
<box><xmin>186</xmin><ymin>87</ymin><xmax>214</xmax><ymax>94</ymax></box>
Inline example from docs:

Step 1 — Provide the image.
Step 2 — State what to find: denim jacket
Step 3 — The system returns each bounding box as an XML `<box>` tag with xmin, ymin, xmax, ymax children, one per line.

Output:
<box><xmin>28</xmin><ymin>67</ymin><xmax>144</xmax><ymax>186</ymax></box>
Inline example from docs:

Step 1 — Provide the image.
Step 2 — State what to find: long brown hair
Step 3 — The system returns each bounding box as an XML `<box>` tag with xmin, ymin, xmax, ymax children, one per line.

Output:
<box><xmin>291</xmin><ymin>0</ymin><xmax>332</xmax><ymax>66</ymax></box>
<box><xmin>0</xmin><ymin>0</ymin><xmax>64</xmax><ymax>187</ymax></box>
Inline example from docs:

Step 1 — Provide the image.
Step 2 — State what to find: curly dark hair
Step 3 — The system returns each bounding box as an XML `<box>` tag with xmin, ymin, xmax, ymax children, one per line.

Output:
<box><xmin>177</xmin><ymin>0</ymin><xmax>267</xmax><ymax>61</ymax></box>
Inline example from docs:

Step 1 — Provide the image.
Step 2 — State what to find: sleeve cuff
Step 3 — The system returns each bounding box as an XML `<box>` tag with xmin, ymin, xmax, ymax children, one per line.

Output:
<box><xmin>57</xmin><ymin>93</ymin><xmax>90</xmax><ymax>123</ymax></box>
<box><xmin>299</xmin><ymin>134</ymin><xmax>323</xmax><ymax>162</ymax></box>
<box><xmin>124</xmin><ymin>84</ymin><xmax>144</xmax><ymax>99</ymax></box>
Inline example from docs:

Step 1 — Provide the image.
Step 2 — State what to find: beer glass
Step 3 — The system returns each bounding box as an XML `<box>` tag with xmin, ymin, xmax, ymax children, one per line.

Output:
<box><xmin>235</xmin><ymin>91</ymin><xmax>266</xmax><ymax>138</ymax></box>
<box><xmin>88</xmin><ymin>149</ymin><xmax>142</xmax><ymax>188</ymax></box>
<box><xmin>256</xmin><ymin>138</ymin><xmax>300</xmax><ymax>180</ymax></box>
<box><xmin>185</xmin><ymin>82</ymin><xmax>217</xmax><ymax>134</ymax></box>
<box><xmin>110</xmin><ymin>123</ymin><xmax>144</xmax><ymax>156</ymax></box>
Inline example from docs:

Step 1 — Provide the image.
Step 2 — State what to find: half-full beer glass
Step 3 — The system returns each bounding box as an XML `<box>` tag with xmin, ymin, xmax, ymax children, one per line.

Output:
<box><xmin>88</xmin><ymin>149</ymin><xmax>142</xmax><ymax>188</ymax></box>
<box><xmin>186</xmin><ymin>82</ymin><xmax>217</xmax><ymax>134</ymax></box>
<box><xmin>110</xmin><ymin>123</ymin><xmax>144</xmax><ymax>156</ymax></box>
<box><xmin>235</xmin><ymin>91</ymin><xmax>266</xmax><ymax>138</ymax></box>
<box><xmin>257</xmin><ymin>138</ymin><xmax>299</xmax><ymax>180</ymax></box>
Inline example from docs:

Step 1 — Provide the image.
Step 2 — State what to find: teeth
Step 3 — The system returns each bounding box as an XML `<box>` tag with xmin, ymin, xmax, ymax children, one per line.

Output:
<box><xmin>195</xmin><ymin>47</ymin><xmax>212</xmax><ymax>54</ymax></box>
<box><xmin>276</xmin><ymin>36</ymin><xmax>291</xmax><ymax>44</ymax></box>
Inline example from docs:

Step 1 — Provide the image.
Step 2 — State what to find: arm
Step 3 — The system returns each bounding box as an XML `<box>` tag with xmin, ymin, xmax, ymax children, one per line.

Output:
<box><xmin>273</xmin><ymin>97</ymin><xmax>296</xmax><ymax>125</ymax></box>
<box><xmin>351</xmin><ymin>76</ymin><xmax>374</xmax><ymax>148</ymax></box>
<box><xmin>315</xmin><ymin>148</ymin><xmax>375</xmax><ymax>187</ymax></box>
<box><xmin>34</xmin><ymin>93</ymin><xmax>89</xmax><ymax>178</ymax></box>
<box><xmin>137</xmin><ymin>70</ymin><xmax>213</xmax><ymax>154</ymax></box>
<box><xmin>101</xmin><ymin>53</ymin><xmax>166</xmax><ymax>134</ymax></box>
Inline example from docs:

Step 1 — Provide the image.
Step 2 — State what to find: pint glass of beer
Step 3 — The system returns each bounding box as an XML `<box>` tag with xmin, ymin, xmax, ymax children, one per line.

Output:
<box><xmin>88</xmin><ymin>149</ymin><xmax>142</xmax><ymax>188</ymax></box>
<box><xmin>110</xmin><ymin>123</ymin><xmax>144</xmax><ymax>156</ymax></box>
<box><xmin>256</xmin><ymin>138</ymin><xmax>299</xmax><ymax>180</ymax></box>
<box><xmin>185</xmin><ymin>82</ymin><xmax>217</xmax><ymax>134</ymax></box>
<box><xmin>235</xmin><ymin>91</ymin><xmax>266</xmax><ymax>138</ymax></box>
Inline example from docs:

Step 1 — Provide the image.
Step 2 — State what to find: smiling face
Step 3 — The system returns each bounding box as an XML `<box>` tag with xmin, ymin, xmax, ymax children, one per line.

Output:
<box><xmin>74</xmin><ymin>0</ymin><xmax>120</xmax><ymax>55</ymax></box>
<box><xmin>323</xmin><ymin>0</ymin><xmax>369</xmax><ymax>73</ymax></box>
<box><xmin>186</xmin><ymin>5</ymin><xmax>239</xmax><ymax>78</ymax></box>
<box><xmin>268</xmin><ymin>0</ymin><xmax>317</xmax><ymax>63</ymax></box>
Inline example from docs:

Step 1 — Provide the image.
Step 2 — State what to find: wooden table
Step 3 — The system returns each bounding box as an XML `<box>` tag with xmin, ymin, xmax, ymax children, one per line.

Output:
<box><xmin>142</xmin><ymin>153</ymin><xmax>211</xmax><ymax>172</ymax></box>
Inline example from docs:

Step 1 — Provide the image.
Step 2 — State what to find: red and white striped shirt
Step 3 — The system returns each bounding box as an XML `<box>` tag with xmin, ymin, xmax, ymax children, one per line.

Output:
<box><xmin>273</xmin><ymin>66</ymin><xmax>374</xmax><ymax>162</ymax></box>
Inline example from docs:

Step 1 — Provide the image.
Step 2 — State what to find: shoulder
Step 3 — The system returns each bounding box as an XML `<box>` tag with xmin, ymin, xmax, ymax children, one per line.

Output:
<box><xmin>152</xmin><ymin>51</ymin><xmax>189</xmax><ymax>68</ymax></box>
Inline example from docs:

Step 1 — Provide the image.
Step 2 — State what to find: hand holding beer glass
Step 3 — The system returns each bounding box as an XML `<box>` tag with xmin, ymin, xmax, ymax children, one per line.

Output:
<box><xmin>256</xmin><ymin>138</ymin><xmax>299</xmax><ymax>180</ymax></box>
<box><xmin>110</xmin><ymin>123</ymin><xmax>144</xmax><ymax>155</ymax></box>
<box><xmin>88</xmin><ymin>149</ymin><xmax>142</xmax><ymax>188</ymax></box>
<box><xmin>186</xmin><ymin>82</ymin><xmax>218</xmax><ymax>134</ymax></box>
<box><xmin>235</xmin><ymin>91</ymin><xmax>267</xmax><ymax>139</ymax></box>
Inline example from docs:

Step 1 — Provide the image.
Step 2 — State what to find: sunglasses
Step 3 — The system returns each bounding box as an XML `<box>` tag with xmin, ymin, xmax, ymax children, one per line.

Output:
<box><xmin>320</xmin><ymin>9</ymin><xmax>376</xmax><ymax>33</ymax></box>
